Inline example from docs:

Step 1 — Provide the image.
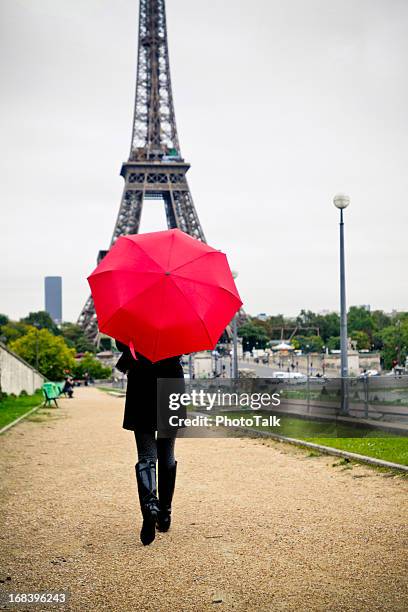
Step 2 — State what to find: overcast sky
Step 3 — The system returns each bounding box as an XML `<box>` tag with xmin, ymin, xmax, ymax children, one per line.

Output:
<box><xmin>1</xmin><ymin>0</ymin><xmax>407</xmax><ymax>322</ymax></box>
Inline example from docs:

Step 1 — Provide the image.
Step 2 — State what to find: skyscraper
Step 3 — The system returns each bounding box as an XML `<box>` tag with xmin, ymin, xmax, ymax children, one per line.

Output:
<box><xmin>44</xmin><ymin>276</ymin><xmax>62</xmax><ymax>323</ymax></box>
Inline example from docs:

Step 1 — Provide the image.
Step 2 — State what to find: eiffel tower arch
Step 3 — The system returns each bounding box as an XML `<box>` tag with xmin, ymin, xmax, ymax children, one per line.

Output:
<box><xmin>78</xmin><ymin>0</ymin><xmax>206</xmax><ymax>340</ymax></box>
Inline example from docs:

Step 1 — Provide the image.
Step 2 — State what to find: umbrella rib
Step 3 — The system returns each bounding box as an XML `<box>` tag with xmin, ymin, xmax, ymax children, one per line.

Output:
<box><xmin>122</xmin><ymin>236</ymin><xmax>167</xmax><ymax>272</ymax></box>
<box><xmin>169</xmin><ymin>277</ymin><xmax>215</xmax><ymax>347</ymax></box>
<box><xmin>170</xmin><ymin>274</ymin><xmax>242</xmax><ymax>303</ymax></box>
<box><xmin>119</xmin><ymin>275</ymin><xmax>165</xmax><ymax>311</ymax></box>
<box><xmin>151</xmin><ymin>276</ymin><xmax>167</xmax><ymax>362</ymax></box>
<box><xmin>170</xmin><ymin>250</ymin><xmax>219</xmax><ymax>274</ymax></box>
<box><xmin>98</xmin><ymin>275</ymin><xmax>164</xmax><ymax>329</ymax></box>
<box><xmin>113</xmin><ymin>241</ymin><xmax>239</xmax><ymax>302</ymax></box>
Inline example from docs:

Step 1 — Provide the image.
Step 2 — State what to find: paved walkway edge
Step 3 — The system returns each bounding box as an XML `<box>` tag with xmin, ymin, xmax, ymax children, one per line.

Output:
<box><xmin>232</xmin><ymin>426</ymin><xmax>408</xmax><ymax>472</ymax></box>
<box><xmin>0</xmin><ymin>402</ymin><xmax>44</xmax><ymax>435</ymax></box>
<box><xmin>188</xmin><ymin>413</ymin><xmax>408</xmax><ymax>473</ymax></box>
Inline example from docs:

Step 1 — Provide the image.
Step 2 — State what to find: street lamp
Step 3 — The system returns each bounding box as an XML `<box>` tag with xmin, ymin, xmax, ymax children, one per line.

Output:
<box><xmin>396</xmin><ymin>319</ymin><xmax>402</xmax><ymax>367</ymax></box>
<box><xmin>334</xmin><ymin>193</ymin><xmax>350</xmax><ymax>413</ymax></box>
<box><xmin>306</xmin><ymin>343</ymin><xmax>310</xmax><ymax>413</ymax></box>
<box><xmin>188</xmin><ymin>353</ymin><xmax>194</xmax><ymax>381</ymax></box>
<box><xmin>232</xmin><ymin>271</ymin><xmax>239</xmax><ymax>379</ymax></box>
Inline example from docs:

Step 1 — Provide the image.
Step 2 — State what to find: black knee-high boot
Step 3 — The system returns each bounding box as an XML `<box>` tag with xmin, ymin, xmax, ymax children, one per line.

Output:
<box><xmin>157</xmin><ymin>461</ymin><xmax>177</xmax><ymax>533</ymax></box>
<box><xmin>135</xmin><ymin>460</ymin><xmax>160</xmax><ymax>546</ymax></box>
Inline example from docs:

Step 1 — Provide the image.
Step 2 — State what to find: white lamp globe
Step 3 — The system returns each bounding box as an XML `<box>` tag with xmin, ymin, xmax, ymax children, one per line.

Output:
<box><xmin>333</xmin><ymin>193</ymin><xmax>350</xmax><ymax>209</ymax></box>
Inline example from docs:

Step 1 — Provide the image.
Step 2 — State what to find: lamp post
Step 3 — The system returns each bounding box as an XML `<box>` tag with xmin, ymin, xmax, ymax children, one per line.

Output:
<box><xmin>334</xmin><ymin>193</ymin><xmax>350</xmax><ymax>414</ymax></box>
<box><xmin>396</xmin><ymin>319</ymin><xmax>402</xmax><ymax>367</ymax></box>
<box><xmin>188</xmin><ymin>353</ymin><xmax>194</xmax><ymax>381</ymax></box>
<box><xmin>232</xmin><ymin>271</ymin><xmax>239</xmax><ymax>379</ymax></box>
<box><xmin>306</xmin><ymin>343</ymin><xmax>310</xmax><ymax>413</ymax></box>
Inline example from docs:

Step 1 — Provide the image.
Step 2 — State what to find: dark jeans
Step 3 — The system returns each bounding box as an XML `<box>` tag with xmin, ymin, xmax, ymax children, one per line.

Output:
<box><xmin>134</xmin><ymin>431</ymin><xmax>176</xmax><ymax>470</ymax></box>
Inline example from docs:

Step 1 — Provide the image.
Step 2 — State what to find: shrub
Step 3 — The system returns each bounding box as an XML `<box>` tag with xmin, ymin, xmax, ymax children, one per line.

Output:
<box><xmin>73</xmin><ymin>352</ymin><xmax>111</xmax><ymax>380</ymax></box>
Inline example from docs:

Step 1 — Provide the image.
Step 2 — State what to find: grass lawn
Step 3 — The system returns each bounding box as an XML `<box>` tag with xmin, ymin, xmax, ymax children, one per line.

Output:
<box><xmin>216</xmin><ymin>410</ymin><xmax>408</xmax><ymax>466</ymax></box>
<box><xmin>97</xmin><ymin>386</ymin><xmax>125</xmax><ymax>395</ymax></box>
<box><xmin>311</xmin><ymin>437</ymin><xmax>408</xmax><ymax>465</ymax></box>
<box><xmin>0</xmin><ymin>390</ymin><xmax>44</xmax><ymax>430</ymax></box>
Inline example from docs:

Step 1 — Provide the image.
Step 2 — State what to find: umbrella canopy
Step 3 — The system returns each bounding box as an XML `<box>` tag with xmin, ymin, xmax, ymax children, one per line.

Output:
<box><xmin>88</xmin><ymin>229</ymin><xmax>242</xmax><ymax>362</ymax></box>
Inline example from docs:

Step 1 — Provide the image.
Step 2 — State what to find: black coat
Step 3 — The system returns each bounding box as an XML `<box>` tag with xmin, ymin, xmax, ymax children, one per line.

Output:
<box><xmin>116</xmin><ymin>341</ymin><xmax>185</xmax><ymax>433</ymax></box>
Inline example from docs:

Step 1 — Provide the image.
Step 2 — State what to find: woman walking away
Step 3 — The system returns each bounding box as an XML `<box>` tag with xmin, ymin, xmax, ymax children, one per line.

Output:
<box><xmin>115</xmin><ymin>340</ymin><xmax>185</xmax><ymax>546</ymax></box>
<box><xmin>87</xmin><ymin>230</ymin><xmax>241</xmax><ymax>543</ymax></box>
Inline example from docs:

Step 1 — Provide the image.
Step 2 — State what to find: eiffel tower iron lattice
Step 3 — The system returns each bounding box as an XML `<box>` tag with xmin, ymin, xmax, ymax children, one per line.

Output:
<box><xmin>78</xmin><ymin>0</ymin><xmax>206</xmax><ymax>340</ymax></box>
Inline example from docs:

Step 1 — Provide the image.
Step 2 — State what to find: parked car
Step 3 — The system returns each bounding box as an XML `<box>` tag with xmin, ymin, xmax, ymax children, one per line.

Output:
<box><xmin>273</xmin><ymin>372</ymin><xmax>307</xmax><ymax>383</ymax></box>
<box><xmin>358</xmin><ymin>369</ymin><xmax>379</xmax><ymax>378</ymax></box>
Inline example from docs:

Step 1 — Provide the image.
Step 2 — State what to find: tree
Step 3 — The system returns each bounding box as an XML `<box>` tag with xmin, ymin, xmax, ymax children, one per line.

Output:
<box><xmin>10</xmin><ymin>328</ymin><xmax>75</xmax><ymax>380</ymax></box>
<box><xmin>395</xmin><ymin>312</ymin><xmax>408</xmax><ymax>323</ymax></box>
<box><xmin>350</xmin><ymin>330</ymin><xmax>371</xmax><ymax>350</ymax></box>
<box><xmin>379</xmin><ymin>322</ymin><xmax>408</xmax><ymax>369</ymax></box>
<box><xmin>73</xmin><ymin>353</ymin><xmax>111</xmax><ymax>379</ymax></box>
<box><xmin>327</xmin><ymin>336</ymin><xmax>340</xmax><ymax>351</ymax></box>
<box><xmin>0</xmin><ymin>314</ymin><xmax>9</xmax><ymax>327</ymax></box>
<box><xmin>60</xmin><ymin>323</ymin><xmax>95</xmax><ymax>353</ymax></box>
<box><xmin>315</xmin><ymin>312</ymin><xmax>340</xmax><ymax>342</ymax></box>
<box><xmin>21</xmin><ymin>311</ymin><xmax>60</xmax><ymax>335</ymax></box>
<box><xmin>292</xmin><ymin>335</ymin><xmax>323</xmax><ymax>353</ymax></box>
<box><xmin>371</xmin><ymin>310</ymin><xmax>391</xmax><ymax>331</ymax></box>
<box><xmin>237</xmin><ymin>322</ymin><xmax>269</xmax><ymax>351</ymax></box>
<box><xmin>372</xmin><ymin>331</ymin><xmax>384</xmax><ymax>351</ymax></box>
<box><xmin>348</xmin><ymin>306</ymin><xmax>375</xmax><ymax>337</ymax></box>
<box><xmin>0</xmin><ymin>322</ymin><xmax>32</xmax><ymax>344</ymax></box>
<box><xmin>295</xmin><ymin>309</ymin><xmax>339</xmax><ymax>340</ymax></box>
<box><xmin>268</xmin><ymin>314</ymin><xmax>287</xmax><ymax>327</ymax></box>
<box><xmin>251</xmin><ymin>317</ymin><xmax>272</xmax><ymax>336</ymax></box>
<box><xmin>296</xmin><ymin>309</ymin><xmax>318</xmax><ymax>328</ymax></box>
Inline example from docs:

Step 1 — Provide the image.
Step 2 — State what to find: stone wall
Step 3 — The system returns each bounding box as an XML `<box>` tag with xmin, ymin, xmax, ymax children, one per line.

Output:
<box><xmin>0</xmin><ymin>342</ymin><xmax>45</xmax><ymax>395</ymax></box>
<box><xmin>359</xmin><ymin>353</ymin><xmax>382</xmax><ymax>371</ymax></box>
<box><xmin>193</xmin><ymin>352</ymin><xmax>213</xmax><ymax>378</ymax></box>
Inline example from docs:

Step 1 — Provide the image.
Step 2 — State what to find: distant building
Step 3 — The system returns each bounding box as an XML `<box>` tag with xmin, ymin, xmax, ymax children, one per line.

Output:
<box><xmin>44</xmin><ymin>276</ymin><xmax>62</xmax><ymax>323</ymax></box>
<box><xmin>257</xmin><ymin>313</ymin><xmax>268</xmax><ymax>321</ymax></box>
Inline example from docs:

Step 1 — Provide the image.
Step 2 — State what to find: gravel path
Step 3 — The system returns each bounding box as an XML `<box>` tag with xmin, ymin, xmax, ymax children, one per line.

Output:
<box><xmin>0</xmin><ymin>387</ymin><xmax>407</xmax><ymax>611</ymax></box>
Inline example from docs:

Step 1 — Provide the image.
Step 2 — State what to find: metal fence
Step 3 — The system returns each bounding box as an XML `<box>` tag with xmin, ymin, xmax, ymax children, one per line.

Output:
<box><xmin>108</xmin><ymin>372</ymin><xmax>408</xmax><ymax>434</ymax></box>
<box><xmin>185</xmin><ymin>375</ymin><xmax>408</xmax><ymax>429</ymax></box>
<box><xmin>247</xmin><ymin>375</ymin><xmax>408</xmax><ymax>426</ymax></box>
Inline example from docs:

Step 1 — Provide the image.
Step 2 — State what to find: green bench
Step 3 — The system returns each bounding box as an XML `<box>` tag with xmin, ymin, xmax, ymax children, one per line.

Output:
<box><xmin>42</xmin><ymin>382</ymin><xmax>64</xmax><ymax>407</ymax></box>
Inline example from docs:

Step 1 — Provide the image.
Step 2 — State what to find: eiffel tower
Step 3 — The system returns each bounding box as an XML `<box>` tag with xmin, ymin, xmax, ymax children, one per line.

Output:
<box><xmin>78</xmin><ymin>0</ymin><xmax>206</xmax><ymax>340</ymax></box>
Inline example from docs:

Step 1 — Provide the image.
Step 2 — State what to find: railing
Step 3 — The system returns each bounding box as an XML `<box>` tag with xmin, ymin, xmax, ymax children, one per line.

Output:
<box><xmin>106</xmin><ymin>373</ymin><xmax>408</xmax><ymax>431</ymax></box>
<box><xmin>185</xmin><ymin>375</ymin><xmax>408</xmax><ymax>428</ymax></box>
<box><xmin>264</xmin><ymin>375</ymin><xmax>408</xmax><ymax>425</ymax></box>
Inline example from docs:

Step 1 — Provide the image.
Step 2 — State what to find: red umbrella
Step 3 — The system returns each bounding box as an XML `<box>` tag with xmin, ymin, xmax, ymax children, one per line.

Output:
<box><xmin>88</xmin><ymin>229</ymin><xmax>242</xmax><ymax>362</ymax></box>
